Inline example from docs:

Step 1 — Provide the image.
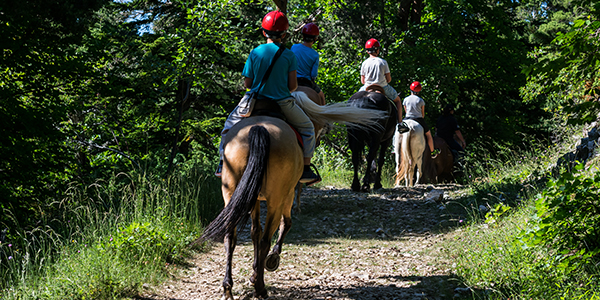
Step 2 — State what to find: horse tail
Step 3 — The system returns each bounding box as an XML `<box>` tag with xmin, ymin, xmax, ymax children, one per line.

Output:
<box><xmin>395</xmin><ymin>131</ymin><xmax>412</xmax><ymax>186</ymax></box>
<box><xmin>292</xmin><ymin>91</ymin><xmax>385</xmax><ymax>130</ymax></box>
<box><xmin>198</xmin><ymin>125</ymin><xmax>270</xmax><ymax>243</ymax></box>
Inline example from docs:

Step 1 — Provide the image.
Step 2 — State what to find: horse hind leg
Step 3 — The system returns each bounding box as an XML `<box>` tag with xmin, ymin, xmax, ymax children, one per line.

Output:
<box><xmin>362</xmin><ymin>142</ymin><xmax>380</xmax><ymax>192</ymax></box>
<box><xmin>251</xmin><ymin>201</ymin><xmax>286</xmax><ymax>298</ymax></box>
<box><xmin>374</xmin><ymin>138</ymin><xmax>392</xmax><ymax>190</ymax></box>
<box><xmin>350</xmin><ymin>136</ymin><xmax>364</xmax><ymax>192</ymax></box>
<box><xmin>249</xmin><ymin>201</ymin><xmax>262</xmax><ymax>287</ymax></box>
<box><xmin>222</xmin><ymin>229</ymin><xmax>237</xmax><ymax>300</ymax></box>
<box><xmin>265</xmin><ymin>214</ymin><xmax>292</xmax><ymax>272</ymax></box>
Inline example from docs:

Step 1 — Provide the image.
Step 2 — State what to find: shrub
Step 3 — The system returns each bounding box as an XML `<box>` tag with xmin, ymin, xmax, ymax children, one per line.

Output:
<box><xmin>522</xmin><ymin>163</ymin><xmax>600</xmax><ymax>269</ymax></box>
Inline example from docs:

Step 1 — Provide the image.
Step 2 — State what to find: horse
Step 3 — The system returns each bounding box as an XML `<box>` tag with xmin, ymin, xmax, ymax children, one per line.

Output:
<box><xmin>347</xmin><ymin>88</ymin><xmax>398</xmax><ymax>192</ymax></box>
<box><xmin>194</xmin><ymin>92</ymin><xmax>384</xmax><ymax>299</ymax></box>
<box><xmin>431</xmin><ymin>136</ymin><xmax>455</xmax><ymax>182</ymax></box>
<box><xmin>394</xmin><ymin>119</ymin><xmax>426</xmax><ymax>187</ymax></box>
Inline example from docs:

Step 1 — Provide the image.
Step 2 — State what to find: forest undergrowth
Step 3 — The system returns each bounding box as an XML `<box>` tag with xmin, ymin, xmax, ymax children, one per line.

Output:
<box><xmin>1</xmin><ymin>123</ymin><xmax>599</xmax><ymax>300</ymax></box>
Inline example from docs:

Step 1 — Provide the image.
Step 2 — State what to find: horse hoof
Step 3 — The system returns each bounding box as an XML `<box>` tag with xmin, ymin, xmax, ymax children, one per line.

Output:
<box><xmin>265</xmin><ymin>253</ymin><xmax>280</xmax><ymax>272</ymax></box>
<box><xmin>221</xmin><ymin>290</ymin><xmax>234</xmax><ymax>300</ymax></box>
<box><xmin>373</xmin><ymin>183</ymin><xmax>382</xmax><ymax>190</ymax></box>
<box><xmin>254</xmin><ymin>289</ymin><xmax>269</xmax><ymax>299</ymax></box>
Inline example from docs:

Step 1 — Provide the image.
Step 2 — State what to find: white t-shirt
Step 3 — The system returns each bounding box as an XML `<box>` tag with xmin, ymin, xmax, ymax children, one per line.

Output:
<box><xmin>403</xmin><ymin>94</ymin><xmax>425</xmax><ymax>118</ymax></box>
<box><xmin>360</xmin><ymin>57</ymin><xmax>390</xmax><ymax>87</ymax></box>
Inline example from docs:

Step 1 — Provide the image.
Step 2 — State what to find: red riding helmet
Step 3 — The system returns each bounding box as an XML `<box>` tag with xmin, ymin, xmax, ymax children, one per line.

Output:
<box><xmin>262</xmin><ymin>11</ymin><xmax>289</xmax><ymax>33</ymax></box>
<box><xmin>410</xmin><ymin>81</ymin><xmax>422</xmax><ymax>92</ymax></box>
<box><xmin>302</xmin><ymin>23</ymin><xmax>319</xmax><ymax>36</ymax></box>
<box><xmin>365</xmin><ymin>38</ymin><xmax>380</xmax><ymax>50</ymax></box>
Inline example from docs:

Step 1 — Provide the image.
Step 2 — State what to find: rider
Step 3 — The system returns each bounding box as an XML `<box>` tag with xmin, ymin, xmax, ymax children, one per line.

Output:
<box><xmin>216</xmin><ymin>10</ymin><xmax>321</xmax><ymax>185</ymax></box>
<box><xmin>436</xmin><ymin>103</ymin><xmax>466</xmax><ymax>162</ymax></box>
<box><xmin>401</xmin><ymin>81</ymin><xmax>440</xmax><ymax>158</ymax></box>
<box><xmin>291</xmin><ymin>23</ymin><xmax>325</xmax><ymax>105</ymax></box>
<box><xmin>359</xmin><ymin>38</ymin><xmax>403</xmax><ymax>123</ymax></box>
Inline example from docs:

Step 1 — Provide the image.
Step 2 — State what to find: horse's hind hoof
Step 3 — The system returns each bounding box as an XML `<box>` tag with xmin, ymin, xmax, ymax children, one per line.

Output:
<box><xmin>265</xmin><ymin>253</ymin><xmax>280</xmax><ymax>272</ymax></box>
<box><xmin>253</xmin><ymin>289</ymin><xmax>269</xmax><ymax>299</ymax></box>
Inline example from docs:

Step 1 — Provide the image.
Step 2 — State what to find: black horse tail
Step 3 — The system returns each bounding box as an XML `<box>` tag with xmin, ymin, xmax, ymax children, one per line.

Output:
<box><xmin>198</xmin><ymin>125</ymin><xmax>270</xmax><ymax>243</ymax></box>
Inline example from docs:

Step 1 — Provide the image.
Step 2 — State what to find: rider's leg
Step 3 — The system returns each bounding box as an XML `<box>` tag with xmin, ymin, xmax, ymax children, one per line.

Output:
<box><xmin>216</xmin><ymin>106</ymin><xmax>245</xmax><ymax>177</ymax></box>
<box><xmin>425</xmin><ymin>130</ymin><xmax>435</xmax><ymax>153</ymax></box>
<box><xmin>277</xmin><ymin>98</ymin><xmax>320</xmax><ymax>184</ymax></box>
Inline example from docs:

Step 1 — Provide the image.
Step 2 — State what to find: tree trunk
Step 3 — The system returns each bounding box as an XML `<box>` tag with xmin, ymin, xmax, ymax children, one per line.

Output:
<box><xmin>273</xmin><ymin>0</ymin><xmax>288</xmax><ymax>15</ymax></box>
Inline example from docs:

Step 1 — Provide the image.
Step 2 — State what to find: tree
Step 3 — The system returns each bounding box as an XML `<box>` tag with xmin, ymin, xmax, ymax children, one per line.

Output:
<box><xmin>0</xmin><ymin>0</ymin><xmax>108</xmax><ymax>227</ymax></box>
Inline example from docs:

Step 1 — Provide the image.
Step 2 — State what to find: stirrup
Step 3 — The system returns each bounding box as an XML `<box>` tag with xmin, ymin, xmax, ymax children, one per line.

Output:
<box><xmin>299</xmin><ymin>163</ymin><xmax>321</xmax><ymax>186</ymax></box>
<box><xmin>397</xmin><ymin>122</ymin><xmax>409</xmax><ymax>133</ymax></box>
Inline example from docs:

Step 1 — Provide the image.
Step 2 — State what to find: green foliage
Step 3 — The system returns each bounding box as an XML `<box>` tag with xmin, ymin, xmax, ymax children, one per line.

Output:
<box><xmin>523</xmin><ymin>1</ymin><xmax>600</xmax><ymax>125</ymax></box>
<box><xmin>523</xmin><ymin>164</ymin><xmax>600</xmax><ymax>268</ymax></box>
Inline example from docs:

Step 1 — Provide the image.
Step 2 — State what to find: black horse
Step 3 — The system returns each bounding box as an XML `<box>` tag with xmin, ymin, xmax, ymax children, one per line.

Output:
<box><xmin>347</xmin><ymin>88</ymin><xmax>398</xmax><ymax>192</ymax></box>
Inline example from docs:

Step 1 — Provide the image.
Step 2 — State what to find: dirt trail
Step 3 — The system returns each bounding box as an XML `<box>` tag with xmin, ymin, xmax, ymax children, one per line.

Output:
<box><xmin>139</xmin><ymin>185</ymin><xmax>465</xmax><ymax>300</ymax></box>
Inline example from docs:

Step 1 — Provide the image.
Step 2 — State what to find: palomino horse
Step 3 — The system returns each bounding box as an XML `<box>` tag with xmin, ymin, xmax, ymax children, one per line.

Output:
<box><xmin>400</xmin><ymin>136</ymin><xmax>454</xmax><ymax>184</ymax></box>
<box><xmin>347</xmin><ymin>89</ymin><xmax>397</xmax><ymax>192</ymax></box>
<box><xmin>394</xmin><ymin>119</ymin><xmax>426</xmax><ymax>187</ymax></box>
<box><xmin>195</xmin><ymin>93</ymin><xmax>384</xmax><ymax>299</ymax></box>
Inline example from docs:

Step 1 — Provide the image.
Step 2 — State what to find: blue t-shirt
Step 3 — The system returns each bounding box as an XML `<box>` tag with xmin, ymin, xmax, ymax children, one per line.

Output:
<box><xmin>291</xmin><ymin>43</ymin><xmax>319</xmax><ymax>80</ymax></box>
<box><xmin>242</xmin><ymin>42</ymin><xmax>298</xmax><ymax>101</ymax></box>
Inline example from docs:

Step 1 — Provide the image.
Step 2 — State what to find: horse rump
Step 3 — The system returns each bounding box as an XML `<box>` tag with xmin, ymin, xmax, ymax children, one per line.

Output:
<box><xmin>194</xmin><ymin>125</ymin><xmax>270</xmax><ymax>244</ymax></box>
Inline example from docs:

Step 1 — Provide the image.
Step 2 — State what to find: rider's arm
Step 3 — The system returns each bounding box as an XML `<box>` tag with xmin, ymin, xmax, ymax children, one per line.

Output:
<box><xmin>421</xmin><ymin>105</ymin><xmax>425</xmax><ymax>117</ymax></box>
<box><xmin>288</xmin><ymin>70</ymin><xmax>298</xmax><ymax>92</ymax></box>
<box><xmin>244</xmin><ymin>77</ymin><xmax>253</xmax><ymax>89</ymax></box>
<box><xmin>385</xmin><ymin>72</ymin><xmax>391</xmax><ymax>83</ymax></box>
<box><xmin>361</xmin><ymin>75</ymin><xmax>366</xmax><ymax>84</ymax></box>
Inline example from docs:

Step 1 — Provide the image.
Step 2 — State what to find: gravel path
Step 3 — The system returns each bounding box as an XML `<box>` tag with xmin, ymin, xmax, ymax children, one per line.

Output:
<box><xmin>139</xmin><ymin>185</ymin><xmax>465</xmax><ymax>300</ymax></box>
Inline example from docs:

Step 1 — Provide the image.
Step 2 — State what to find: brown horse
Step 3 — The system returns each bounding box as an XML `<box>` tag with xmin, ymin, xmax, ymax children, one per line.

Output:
<box><xmin>194</xmin><ymin>92</ymin><xmax>384</xmax><ymax>299</ymax></box>
<box><xmin>431</xmin><ymin>136</ymin><xmax>455</xmax><ymax>182</ymax></box>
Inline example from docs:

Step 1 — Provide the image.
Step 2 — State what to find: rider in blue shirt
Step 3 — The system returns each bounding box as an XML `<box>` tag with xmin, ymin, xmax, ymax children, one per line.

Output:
<box><xmin>216</xmin><ymin>11</ymin><xmax>320</xmax><ymax>185</ymax></box>
<box><xmin>291</xmin><ymin>23</ymin><xmax>325</xmax><ymax>105</ymax></box>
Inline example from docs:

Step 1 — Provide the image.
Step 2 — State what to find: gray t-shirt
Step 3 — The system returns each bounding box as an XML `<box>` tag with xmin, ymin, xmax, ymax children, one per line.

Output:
<box><xmin>403</xmin><ymin>94</ymin><xmax>425</xmax><ymax>118</ymax></box>
<box><xmin>360</xmin><ymin>57</ymin><xmax>390</xmax><ymax>87</ymax></box>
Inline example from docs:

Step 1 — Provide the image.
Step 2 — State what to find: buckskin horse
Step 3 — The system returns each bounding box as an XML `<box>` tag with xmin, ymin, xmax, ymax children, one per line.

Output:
<box><xmin>347</xmin><ymin>87</ymin><xmax>398</xmax><ymax>192</ymax></box>
<box><xmin>194</xmin><ymin>91</ymin><xmax>384</xmax><ymax>299</ymax></box>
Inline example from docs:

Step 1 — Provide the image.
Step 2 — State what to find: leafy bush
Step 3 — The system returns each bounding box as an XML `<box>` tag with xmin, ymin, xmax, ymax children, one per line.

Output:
<box><xmin>523</xmin><ymin>164</ymin><xmax>600</xmax><ymax>268</ymax></box>
<box><xmin>101</xmin><ymin>221</ymin><xmax>190</xmax><ymax>265</ymax></box>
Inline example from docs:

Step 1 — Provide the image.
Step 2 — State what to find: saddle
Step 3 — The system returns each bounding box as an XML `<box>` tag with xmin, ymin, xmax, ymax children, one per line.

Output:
<box><xmin>250</xmin><ymin>98</ymin><xmax>303</xmax><ymax>148</ymax></box>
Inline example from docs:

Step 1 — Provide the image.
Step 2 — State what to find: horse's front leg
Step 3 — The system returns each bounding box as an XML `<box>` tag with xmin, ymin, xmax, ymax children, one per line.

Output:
<box><xmin>222</xmin><ymin>229</ymin><xmax>237</xmax><ymax>300</ymax></box>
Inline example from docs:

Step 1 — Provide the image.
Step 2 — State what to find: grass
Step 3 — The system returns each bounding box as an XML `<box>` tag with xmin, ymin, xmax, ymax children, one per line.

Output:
<box><xmin>3</xmin><ymin>122</ymin><xmax>599</xmax><ymax>299</ymax></box>
<box><xmin>440</xmin><ymin>124</ymin><xmax>600</xmax><ymax>299</ymax></box>
<box><xmin>0</xmin><ymin>167</ymin><xmax>223</xmax><ymax>300</ymax></box>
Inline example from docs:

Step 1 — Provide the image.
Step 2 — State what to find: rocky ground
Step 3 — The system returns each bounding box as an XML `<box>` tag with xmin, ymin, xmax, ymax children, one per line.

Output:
<box><xmin>137</xmin><ymin>184</ymin><xmax>469</xmax><ymax>300</ymax></box>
